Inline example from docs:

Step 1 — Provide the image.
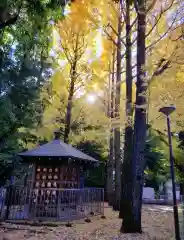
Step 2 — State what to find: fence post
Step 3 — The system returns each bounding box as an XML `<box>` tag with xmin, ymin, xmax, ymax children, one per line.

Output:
<box><xmin>102</xmin><ymin>188</ymin><xmax>104</xmax><ymax>215</ymax></box>
<box><xmin>0</xmin><ymin>188</ymin><xmax>5</xmax><ymax>219</ymax></box>
<box><xmin>5</xmin><ymin>185</ymin><xmax>13</xmax><ymax>220</ymax></box>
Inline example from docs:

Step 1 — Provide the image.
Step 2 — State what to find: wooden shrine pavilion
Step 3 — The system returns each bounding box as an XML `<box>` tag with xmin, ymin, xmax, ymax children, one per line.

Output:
<box><xmin>3</xmin><ymin>132</ymin><xmax>103</xmax><ymax>220</ymax></box>
<box><xmin>18</xmin><ymin>132</ymin><xmax>98</xmax><ymax>189</ymax></box>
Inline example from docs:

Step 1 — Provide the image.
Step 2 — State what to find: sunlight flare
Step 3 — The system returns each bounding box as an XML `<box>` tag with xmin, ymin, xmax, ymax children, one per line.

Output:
<box><xmin>86</xmin><ymin>94</ymin><xmax>96</xmax><ymax>104</ymax></box>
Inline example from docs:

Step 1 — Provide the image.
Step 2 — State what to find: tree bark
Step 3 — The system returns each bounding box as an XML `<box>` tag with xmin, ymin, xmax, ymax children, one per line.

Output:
<box><xmin>180</xmin><ymin>183</ymin><xmax>184</xmax><ymax>196</ymax></box>
<box><xmin>107</xmin><ymin>129</ymin><xmax>115</xmax><ymax>205</ymax></box>
<box><xmin>120</xmin><ymin>0</ymin><xmax>134</xmax><ymax>223</ymax></box>
<box><xmin>114</xmin><ymin>4</ymin><xmax>122</xmax><ymax>211</ymax></box>
<box><xmin>107</xmin><ymin>47</ymin><xmax>116</xmax><ymax>206</ymax></box>
<box><xmin>126</xmin><ymin>0</ymin><xmax>147</xmax><ymax>233</ymax></box>
<box><xmin>64</xmin><ymin>62</ymin><xmax>76</xmax><ymax>143</ymax></box>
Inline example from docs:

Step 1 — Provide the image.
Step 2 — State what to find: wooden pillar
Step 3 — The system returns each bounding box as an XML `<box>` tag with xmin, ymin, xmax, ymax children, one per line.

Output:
<box><xmin>28</xmin><ymin>164</ymin><xmax>36</xmax><ymax>219</ymax></box>
<box><xmin>79</xmin><ymin>166</ymin><xmax>84</xmax><ymax>189</ymax></box>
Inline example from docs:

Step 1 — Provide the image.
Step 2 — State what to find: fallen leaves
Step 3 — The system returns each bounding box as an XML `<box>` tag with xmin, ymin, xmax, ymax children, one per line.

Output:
<box><xmin>0</xmin><ymin>205</ymin><xmax>174</xmax><ymax>240</ymax></box>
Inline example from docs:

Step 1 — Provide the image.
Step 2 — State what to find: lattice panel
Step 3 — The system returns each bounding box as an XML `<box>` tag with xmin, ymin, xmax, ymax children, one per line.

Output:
<box><xmin>60</xmin><ymin>165</ymin><xmax>79</xmax><ymax>188</ymax></box>
<box><xmin>31</xmin><ymin>165</ymin><xmax>80</xmax><ymax>218</ymax></box>
<box><xmin>35</xmin><ymin>166</ymin><xmax>60</xmax><ymax>189</ymax></box>
<box><xmin>34</xmin><ymin>165</ymin><xmax>79</xmax><ymax>190</ymax></box>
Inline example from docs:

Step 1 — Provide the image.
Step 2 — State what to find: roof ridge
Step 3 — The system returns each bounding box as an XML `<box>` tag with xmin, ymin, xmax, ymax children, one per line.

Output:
<box><xmin>18</xmin><ymin>139</ymin><xmax>98</xmax><ymax>162</ymax></box>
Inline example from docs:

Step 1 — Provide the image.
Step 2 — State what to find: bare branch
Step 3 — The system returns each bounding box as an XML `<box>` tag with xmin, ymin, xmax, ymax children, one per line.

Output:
<box><xmin>172</xmin><ymin>34</ymin><xmax>184</xmax><ymax>41</ymax></box>
<box><xmin>106</xmin><ymin>22</ymin><xmax>127</xmax><ymax>47</ymax></box>
<box><xmin>121</xmin><ymin>52</ymin><xmax>126</xmax><ymax>60</ymax></box>
<box><xmin>146</xmin><ymin>11</ymin><xmax>163</xmax><ymax>38</ymax></box>
<box><xmin>146</xmin><ymin>25</ymin><xmax>180</xmax><ymax>52</ymax></box>
<box><xmin>103</xmin><ymin>25</ymin><xmax>118</xmax><ymax>46</ymax></box>
<box><xmin>132</xmin><ymin>74</ymin><xmax>137</xmax><ymax>79</ymax></box>
<box><xmin>130</xmin><ymin>17</ymin><xmax>137</xmax><ymax>30</ymax></box>
<box><xmin>107</xmin><ymin>23</ymin><xmax>119</xmax><ymax>36</ymax></box>
<box><xmin>146</xmin><ymin>0</ymin><xmax>175</xmax><ymax>39</ymax></box>
<box><xmin>152</xmin><ymin>59</ymin><xmax>172</xmax><ymax>77</ymax></box>
<box><xmin>146</xmin><ymin>0</ymin><xmax>158</xmax><ymax>13</ymax></box>
<box><xmin>149</xmin><ymin>46</ymin><xmax>177</xmax><ymax>84</ymax></box>
<box><xmin>60</xmin><ymin>43</ymin><xmax>73</xmax><ymax>65</ymax></box>
<box><xmin>121</xmin><ymin>63</ymin><xmax>136</xmax><ymax>74</ymax></box>
<box><xmin>146</xmin><ymin>10</ymin><xmax>180</xmax><ymax>51</ymax></box>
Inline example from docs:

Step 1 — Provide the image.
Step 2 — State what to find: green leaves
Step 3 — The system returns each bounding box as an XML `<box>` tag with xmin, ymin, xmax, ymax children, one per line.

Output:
<box><xmin>0</xmin><ymin>0</ymin><xmax>71</xmax><ymax>183</ymax></box>
<box><xmin>145</xmin><ymin>127</ymin><xmax>184</xmax><ymax>191</ymax></box>
<box><xmin>145</xmin><ymin>128</ymin><xmax>172</xmax><ymax>190</ymax></box>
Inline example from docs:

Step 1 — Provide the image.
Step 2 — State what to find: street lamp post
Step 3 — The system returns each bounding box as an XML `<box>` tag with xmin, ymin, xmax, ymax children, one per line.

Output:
<box><xmin>159</xmin><ymin>106</ymin><xmax>180</xmax><ymax>240</ymax></box>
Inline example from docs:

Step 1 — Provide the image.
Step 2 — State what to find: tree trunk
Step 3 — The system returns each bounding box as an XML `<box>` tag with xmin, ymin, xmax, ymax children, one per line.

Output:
<box><xmin>123</xmin><ymin>0</ymin><xmax>147</xmax><ymax>233</ymax></box>
<box><xmin>180</xmin><ymin>183</ymin><xmax>184</xmax><ymax>196</ymax></box>
<box><xmin>107</xmin><ymin>47</ymin><xmax>116</xmax><ymax>206</ymax></box>
<box><xmin>64</xmin><ymin>62</ymin><xmax>76</xmax><ymax>143</ymax></box>
<box><xmin>107</xmin><ymin>129</ymin><xmax>115</xmax><ymax>205</ymax></box>
<box><xmin>120</xmin><ymin>0</ymin><xmax>134</xmax><ymax>223</ymax></box>
<box><xmin>114</xmin><ymin>6</ymin><xmax>122</xmax><ymax>211</ymax></box>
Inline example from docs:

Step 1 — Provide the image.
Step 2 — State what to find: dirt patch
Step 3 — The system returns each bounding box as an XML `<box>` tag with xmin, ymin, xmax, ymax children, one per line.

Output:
<box><xmin>0</xmin><ymin>205</ymin><xmax>175</xmax><ymax>240</ymax></box>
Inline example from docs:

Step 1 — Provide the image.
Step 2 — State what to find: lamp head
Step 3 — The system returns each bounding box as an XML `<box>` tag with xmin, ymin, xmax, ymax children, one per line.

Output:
<box><xmin>159</xmin><ymin>106</ymin><xmax>176</xmax><ymax>116</ymax></box>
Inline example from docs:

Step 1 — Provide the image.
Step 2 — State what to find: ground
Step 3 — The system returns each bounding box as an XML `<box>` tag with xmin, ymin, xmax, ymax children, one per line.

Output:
<box><xmin>0</xmin><ymin>204</ymin><xmax>175</xmax><ymax>240</ymax></box>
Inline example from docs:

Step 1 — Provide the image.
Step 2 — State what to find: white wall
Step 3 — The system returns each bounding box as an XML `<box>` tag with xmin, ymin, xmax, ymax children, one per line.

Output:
<box><xmin>142</xmin><ymin>187</ymin><xmax>155</xmax><ymax>199</ymax></box>
<box><xmin>165</xmin><ymin>179</ymin><xmax>180</xmax><ymax>200</ymax></box>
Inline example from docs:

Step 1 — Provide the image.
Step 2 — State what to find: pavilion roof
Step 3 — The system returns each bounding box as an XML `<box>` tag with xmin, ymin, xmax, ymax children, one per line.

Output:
<box><xmin>18</xmin><ymin>139</ymin><xmax>98</xmax><ymax>162</ymax></box>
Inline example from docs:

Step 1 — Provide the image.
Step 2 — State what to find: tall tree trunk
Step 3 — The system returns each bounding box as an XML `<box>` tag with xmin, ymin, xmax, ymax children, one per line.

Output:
<box><xmin>180</xmin><ymin>184</ymin><xmax>184</xmax><ymax>196</ymax></box>
<box><xmin>125</xmin><ymin>0</ymin><xmax>147</xmax><ymax>233</ymax></box>
<box><xmin>107</xmin><ymin>129</ymin><xmax>115</xmax><ymax>205</ymax></box>
<box><xmin>114</xmin><ymin>4</ymin><xmax>122</xmax><ymax>210</ymax></box>
<box><xmin>64</xmin><ymin>62</ymin><xmax>76</xmax><ymax>143</ymax></box>
<box><xmin>107</xmin><ymin>47</ymin><xmax>116</xmax><ymax>206</ymax></box>
<box><xmin>120</xmin><ymin>0</ymin><xmax>134</xmax><ymax>223</ymax></box>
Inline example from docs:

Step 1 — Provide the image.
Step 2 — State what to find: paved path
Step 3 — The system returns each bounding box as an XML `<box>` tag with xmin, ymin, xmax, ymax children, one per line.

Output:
<box><xmin>143</xmin><ymin>204</ymin><xmax>173</xmax><ymax>213</ymax></box>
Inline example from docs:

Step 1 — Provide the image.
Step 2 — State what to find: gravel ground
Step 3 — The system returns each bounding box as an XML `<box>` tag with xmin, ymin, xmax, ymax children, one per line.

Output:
<box><xmin>0</xmin><ymin>204</ymin><xmax>175</xmax><ymax>240</ymax></box>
